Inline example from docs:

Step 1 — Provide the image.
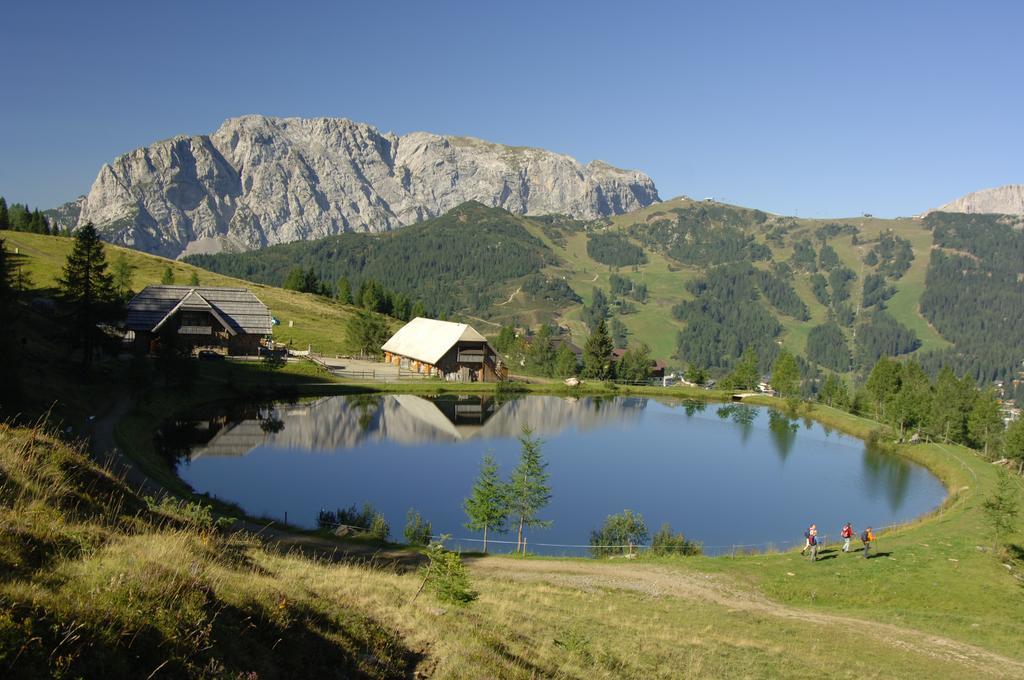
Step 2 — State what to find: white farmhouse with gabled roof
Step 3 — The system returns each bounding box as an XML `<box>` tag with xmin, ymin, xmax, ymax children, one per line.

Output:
<box><xmin>381</xmin><ymin>317</ymin><xmax>505</xmax><ymax>382</ymax></box>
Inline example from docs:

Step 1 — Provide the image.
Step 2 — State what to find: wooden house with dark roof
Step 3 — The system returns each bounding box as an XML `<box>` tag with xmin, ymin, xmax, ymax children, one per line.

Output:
<box><xmin>125</xmin><ymin>286</ymin><xmax>272</xmax><ymax>355</ymax></box>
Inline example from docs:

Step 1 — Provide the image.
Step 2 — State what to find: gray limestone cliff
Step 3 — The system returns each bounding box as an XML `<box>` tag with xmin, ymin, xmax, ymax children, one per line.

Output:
<box><xmin>930</xmin><ymin>184</ymin><xmax>1024</xmax><ymax>216</ymax></box>
<box><xmin>73</xmin><ymin>115</ymin><xmax>660</xmax><ymax>258</ymax></box>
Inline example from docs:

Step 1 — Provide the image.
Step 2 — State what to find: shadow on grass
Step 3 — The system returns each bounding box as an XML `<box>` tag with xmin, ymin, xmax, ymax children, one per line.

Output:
<box><xmin>5</xmin><ymin>590</ymin><xmax>423</xmax><ymax>679</ymax></box>
<box><xmin>266</xmin><ymin>534</ymin><xmax>427</xmax><ymax>573</ymax></box>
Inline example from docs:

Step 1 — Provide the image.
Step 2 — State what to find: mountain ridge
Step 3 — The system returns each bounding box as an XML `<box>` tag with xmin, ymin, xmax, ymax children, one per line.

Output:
<box><xmin>929</xmin><ymin>183</ymin><xmax>1024</xmax><ymax>216</ymax></box>
<box><xmin>68</xmin><ymin>115</ymin><xmax>660</xmax><ymax>258</ymax></box>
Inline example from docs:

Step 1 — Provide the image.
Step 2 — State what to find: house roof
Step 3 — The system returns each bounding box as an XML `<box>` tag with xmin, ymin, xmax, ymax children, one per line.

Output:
<box><xmin>381</xmin><ymin>317</ymin><xmax>489</xmax><ymax>365</ymax></box>
<box><xmin>125</xmin><ymin>286</ymin><xmax>273</xmax><ymax>335</ymax></box>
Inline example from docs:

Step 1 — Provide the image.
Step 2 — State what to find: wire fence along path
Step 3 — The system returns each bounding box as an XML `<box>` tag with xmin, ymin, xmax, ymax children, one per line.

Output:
<box><xmin>316</xmin><ymin>520</ymin><xmax>907</xmax><ymax>556</ymax></box>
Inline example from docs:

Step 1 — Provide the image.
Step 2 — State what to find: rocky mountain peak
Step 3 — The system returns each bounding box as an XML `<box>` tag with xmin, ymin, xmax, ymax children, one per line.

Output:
<box><xmin>930</xmin><ymin>184</ymin><xmax>1024</xmax><ymax>216</ymax></box>
<box><xmin>71</xmin><ymin>115</ymin><xmax>660</xmax><ymax>258</ymax></box>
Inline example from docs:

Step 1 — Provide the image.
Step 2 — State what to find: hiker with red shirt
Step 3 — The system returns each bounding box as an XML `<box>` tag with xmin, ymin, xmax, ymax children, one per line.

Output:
<box><xmin>841</xmin><ymin>522</ymin><xmax>854</xmax><ymax>553</ymax></box>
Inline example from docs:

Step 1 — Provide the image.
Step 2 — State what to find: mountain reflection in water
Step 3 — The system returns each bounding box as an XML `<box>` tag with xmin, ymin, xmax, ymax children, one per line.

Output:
<box><xmin>163</xmin><ymin>394</ymin><xmax>649</xmax><ymax>460</ymax></box>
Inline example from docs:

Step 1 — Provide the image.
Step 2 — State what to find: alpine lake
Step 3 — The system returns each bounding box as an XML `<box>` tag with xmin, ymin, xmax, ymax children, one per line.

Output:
<box><xmin>159</xmin><ymin>394</ymin><xmax>947</xmax><ymax>556</ymax></box>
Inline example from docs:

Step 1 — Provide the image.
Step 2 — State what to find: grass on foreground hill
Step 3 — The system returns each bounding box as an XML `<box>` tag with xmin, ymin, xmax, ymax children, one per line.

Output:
<box><xmin>3</xmin><ymin>414</ymin><xmax>1024</xmax><ymax>679</ymax></box>
<box><xmin>3</xmin><ymin>231</ymin><xmax>367</xmax><ymax>356</ymax></box>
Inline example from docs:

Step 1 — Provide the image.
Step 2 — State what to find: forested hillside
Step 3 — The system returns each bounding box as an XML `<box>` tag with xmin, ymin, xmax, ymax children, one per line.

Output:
<box><xmin>184</xmin><ymin>197</ymin><xmax>1024</xmax><ymax>396</ymax></box>
<box><xmin>187</xmin><ymin>201</ymin><xmax>556</xmax><ymax>317</ymax></box>
<box><xmin>918</xmin><ymin>212</ymin><xmax>1024</xmax><ymax>386</ymax></box>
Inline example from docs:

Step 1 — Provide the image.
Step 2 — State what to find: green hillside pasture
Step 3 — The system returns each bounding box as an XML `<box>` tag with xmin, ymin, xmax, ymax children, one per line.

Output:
<box><xmin>551</xmin><ymin>234</ymin><xmax>694</xmax><ymax>360</ymax></box>
<box><xmin>778</xmin><ymin>272</ymin><xmax>831</xmax><ymax>357</ymax></box>
<box><xmin>826</xmin><ymin>218</ymin><xmax>949</xmax><ymax>353</ymax></box>
<box><xmin>703</xmin><ymin>398</ymin><xmax>1024</xmax><ymax>661</ymax></box>
<box><xmin>3</xmin><ymin>231</ymin><xmax>367</xmax><ymax>355</ymax></box>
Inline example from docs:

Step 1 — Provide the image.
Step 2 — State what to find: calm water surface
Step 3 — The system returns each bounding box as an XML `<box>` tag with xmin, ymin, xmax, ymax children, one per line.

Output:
<box><xmin>162</xmin><ymin>394</ymin><xmax>946</xmax><ymax>555</ymax></box>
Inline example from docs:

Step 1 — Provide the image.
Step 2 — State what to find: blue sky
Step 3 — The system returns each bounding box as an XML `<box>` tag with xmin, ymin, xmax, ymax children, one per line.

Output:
<box><xmin>1</xmin><ymin>1</ymin><xmax>1021</xmax><ymax>217</ymax></box>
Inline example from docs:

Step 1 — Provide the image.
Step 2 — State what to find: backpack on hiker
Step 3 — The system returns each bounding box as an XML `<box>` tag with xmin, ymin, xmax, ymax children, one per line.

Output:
<box><xmin>860</xmin><ymin>530</ymin><xmax>869</xmax><ymax>543</ymax></box>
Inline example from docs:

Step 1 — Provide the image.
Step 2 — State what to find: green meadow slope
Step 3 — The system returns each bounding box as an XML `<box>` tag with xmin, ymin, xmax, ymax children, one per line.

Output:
<box><xmin>3</xmin><ymin>231</ymin><xmax>369</xmax><ymax>356</ymax></box>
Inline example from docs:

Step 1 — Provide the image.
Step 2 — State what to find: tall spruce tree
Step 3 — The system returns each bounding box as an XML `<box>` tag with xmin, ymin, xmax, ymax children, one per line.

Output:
<box><xmin>982</xmin><ymin>469</ymin><xmax>1018</xmax><ymax>552</ymax></box>
<box><xmin>463</xmin><ymin>455</ymin><xmax>509</xmax><ymax>552</ymax></box>
<box><xmin>1004</xmin><ymin>418</ymin><xmax>1024</xmax><ymax>476</ymax></box>
<box><xmin>969</xmin><ymin>388</ymin><xmax>1004</xmax><ymax>458</ymax></box>
<box><xmin>336</xmin><ymin>276</ymin><xmax>352</xmax><ymax>304</ymax></box>
<box><xmin>160</xmin><ymin>265</ymin><xmax>175</xmax><ymax>285</ymax></box>
<box><xmin>58</xmin><ymin>223</ymin><xmax>115</xmax><ymax>367</ymax></box>
<box><xmin>930</xmin><ymin>367</ymin><xmax>968</xmax><ymax>443</ymax></box>
<box><xmin>866</xmin><ymin>357</ymin><xmax>903</xmax><ymax>421</ymax></box>
<box><xmin>0</xmin><ymin>198</ymin><xmax>8</xmax><ymax>230</ymax></box>
<box><xmin>508</xmin><ymin>427</ymin><xmax>552</xmax><ymax>554</ymax></box>
<box><xmin>582</xmin><ymin>318</ymin><xmax>614</xmax><ymax>379</ymax></box>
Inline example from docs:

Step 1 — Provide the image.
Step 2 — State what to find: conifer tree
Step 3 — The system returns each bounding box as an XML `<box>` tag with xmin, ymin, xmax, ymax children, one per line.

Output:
<box><xmin>508</xmin><ymin>427</ymin><xmax>551</xmax><ymax>554</ymax></box>
<box><xmin>188</xmin><ymin>271</ymin><xmax>200</xmax><ymax>286</ymax></box>
<box><xmin>527</xmin><ymin>324</ymin><xmax>556</xmax><ymax>376</ymax></box>
<box><xmin>1003</xmin><ymin>418</ymin><xmax>1024</xmax><ymax>476</ymax></box>
<box><xmin>618</xmin><ymin>343</ymin><xmax>652</xmax><ymax>382</ymax></box>
<box><xmin>969</xmin><ymin>388</ymin><xmax>1004</xmax><ymax>458</ymax></box>
<box><xmin>58</xmin><ymin>223</ymin><xmax>115</xmax><ymax>367</ymax></box>
<box><xmin>160</xmin><ymin>265</ymin><xmax>175</xmax><ymax>285</ymax></box>
<box><xmin>553</xmin><ymin>343</ymin><xmax>578</xmax><ymax>378</ymax></box>
<box><xmin>582</xmin><ymin>318</ymin><xmax>614</xmax><ymax>379</ymax></box>
<box><xmin>982</xmin><ymin>469</ymin><xmax>1018</xmax><ymax>552</ymax></box>
<box><xmin>111</xmin><ymin>253</ymin><xmax>136</xmax><ymax>301</ymax></box>
<box><xmin>336</xmin><ymin>276</ymin><xmax>352</xmax><ymax>304</ymax></box>
<box><xmin>0</xmin><ymin>197</ymin><xmax>8</xmax><ymax>230</ymax></box>
<box><xmin>930</xmin><ymin>367</ymin><xmax>967</xmax><ymax>443</ymax></box>
<box><xmin>463</xmin><ymin>455</ymin><xmax>509</xmax><ymax>552</ymax></box>
<box><xmin>866</xmin><ymin>357</ymin><xmax>902</xmax><ymax>421</ymax></box>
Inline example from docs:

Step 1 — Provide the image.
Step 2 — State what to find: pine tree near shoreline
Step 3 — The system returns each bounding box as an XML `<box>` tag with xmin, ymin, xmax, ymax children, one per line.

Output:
<box><xmin>509</xmin><ymin>427</ymin><xmax>551</xmax><ymax>554</ymax></box>
<box><xmin>58</xmin><ymin>223</ymin><xmax>115</xmax><ymax>367</ymax></box>
<box><xmin>463</xmin><ymin>455</ymin><xmax>509</xmax><ymax>553</ymax></box>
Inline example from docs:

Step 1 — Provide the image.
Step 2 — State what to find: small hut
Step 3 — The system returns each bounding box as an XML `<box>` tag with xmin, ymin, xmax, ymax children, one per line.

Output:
<box><xmin>381</xmin><ymin>317</ymin><xmax>505</xmax><ymax>382</ymax></box>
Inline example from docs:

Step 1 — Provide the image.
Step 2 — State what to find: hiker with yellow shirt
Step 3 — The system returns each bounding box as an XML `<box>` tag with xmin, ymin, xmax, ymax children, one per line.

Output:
<box><xmin>860</xmin><ymin>526</ymin><xmax>875</xmax><ymax>558</ymax></box>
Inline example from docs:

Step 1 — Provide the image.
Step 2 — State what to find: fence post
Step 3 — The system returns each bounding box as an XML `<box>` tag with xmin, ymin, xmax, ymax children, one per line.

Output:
<box><xmin>731</xmin><ymin>545</ymin><xmax>736</xmax><ymax>558</ymax></box>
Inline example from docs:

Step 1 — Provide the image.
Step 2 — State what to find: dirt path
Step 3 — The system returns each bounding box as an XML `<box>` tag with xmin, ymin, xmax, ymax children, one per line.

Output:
<box><xmin>462</xmin><ymin>314</ymin><xmax>502</xmax><ymax>329</ymax></box>
<box><xmin>495</xmin><ymin>286</ymin><xmax>521</xmax><ymax>306</ymax></box>
<box><xmin>468</xmin><ymin>558</ymin><xmax>1024</xmax><ymax>678</ymax></box>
